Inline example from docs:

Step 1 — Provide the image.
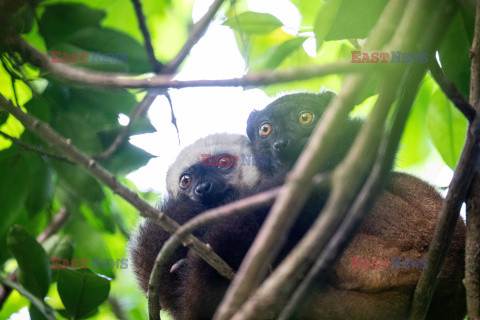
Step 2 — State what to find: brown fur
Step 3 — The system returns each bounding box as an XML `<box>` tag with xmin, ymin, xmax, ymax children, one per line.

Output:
<box><xmin>130</xmin><ymin>173</ymin><xmax>466</xmax><ymax>319</ymax></box>
<box><xmin>303</xmin><ymin>172</ymin><xmax>466</xmax><ymax>320</ymax></box>
<box><xmin>175</xmin><ymin>173</ymin><xmax>466</xmax><ymax>320</ymax></box>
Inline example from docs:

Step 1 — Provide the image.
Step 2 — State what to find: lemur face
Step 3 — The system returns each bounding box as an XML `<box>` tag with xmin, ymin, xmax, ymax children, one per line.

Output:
<box><xmin>247</xmin><ymin>91</ymin><xmax>336</xmax><ymax>170</ymax></box>
<box><xmin>166</xmin><ymin>134</ymin><xmax>260</xmax><ymax>207</ymax></box>
<box><xmin>177</xmin><ymin>153</ymin><xmax>240</xmax><ymax>206</ymax></box>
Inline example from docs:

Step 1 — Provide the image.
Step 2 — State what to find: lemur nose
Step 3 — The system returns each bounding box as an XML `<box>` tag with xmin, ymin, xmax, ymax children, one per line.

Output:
<box><xmin>273</xmin><ymin>139</ymin><xmax>289</xmax><ymax>151</ymax></box>
<box><xmin>195</xmin><ymin>182</ymin><xmax>212</xmax><ymax>195</ymax></box>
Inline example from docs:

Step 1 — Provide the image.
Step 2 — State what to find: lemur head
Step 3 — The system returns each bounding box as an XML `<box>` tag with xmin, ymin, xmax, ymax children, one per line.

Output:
<box><xmin>166</xmin><ymin>134</ymin><xmax>260</xmax><ymax>207</ymax></box>
<box><xmin>247</xmin><ymin>91</ymin><xmax>336</xmax><ymax>171</ymax></box>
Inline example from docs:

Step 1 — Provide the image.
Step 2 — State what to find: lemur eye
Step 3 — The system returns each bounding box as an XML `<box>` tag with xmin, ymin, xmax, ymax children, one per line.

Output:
<box><xmin>259</xmin><ymin>123</ymin><xmax>272</xmax><ymax>137</ymax></box>
<box><xmin>179</xmin><ymin>174</ymin><xmax>192</xmax><ymax>188</ymax></box>
<box><xmin>217</xmin><ymin>155</ymin><xmax>233</xmax><ymax>169</ymax></box>
<box><xmin>299</xmin><ymin>112</ymin><xmax>313</xmax><ymax>124</ymax></box>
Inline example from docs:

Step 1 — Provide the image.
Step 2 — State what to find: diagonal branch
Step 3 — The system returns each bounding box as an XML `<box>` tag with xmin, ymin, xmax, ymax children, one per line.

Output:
<box><xmin>94</xmin><ymin>93</ymin><xmax>156</xmax><ymax>161</ymax></box>
<box><xmin>163</xmin><ymin>0</ymin><xmax>226</xmax><ymax>74</ymax></box>
<box><xmin>409</xmin><ymin>105</ymin><xmax>480</xmax><ymax>319</ymax></box>
<box><xmin>130</xmin><ymin>0</ymin><xmax>164</xmax><ymax>73</ymax></box>
<box><xmin>0</xmin><ymin>276</ymin><xmax>57</xmax><ymax>320</ymax></box>
<box><xmin>0</xmin><ymin>130</ymin><xmax>73</xmax><ymax>164</ymax></box>
<box><xmin>429</xmin><ymin>59</ymin><xmax>476</xmax><ymax>122</ymax></box>
<box><xmin>464</xmin><ymin>0</ymin><xmax>480</xmax><ymax>318</ymax></box>
<box><xmin>0</xmin><ymin>94</ymin><xmax>236</xmax><ymax>281</ymax></box>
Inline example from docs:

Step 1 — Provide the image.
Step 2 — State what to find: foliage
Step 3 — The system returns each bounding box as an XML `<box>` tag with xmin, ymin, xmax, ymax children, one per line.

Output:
<box><xmin>0</xmin><ymin>0</ymin><xmax>473</xmax><ymax>319</ymax></box>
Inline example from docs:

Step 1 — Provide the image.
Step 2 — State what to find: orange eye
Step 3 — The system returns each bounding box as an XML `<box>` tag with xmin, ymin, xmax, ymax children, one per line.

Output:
<box><xmin>259</xmin><ymin>123</ymin><xmax>272</xmax><ymax>136</ymax></box>
<box><xmin>299</xmin><ymin>112</ymin><xmax>313</xmax><ymax>124</ymax></box>
<box><xmin>179</xmin><ymin>174</ymin><xmax>192</xmax><ymax>188</ymax></box>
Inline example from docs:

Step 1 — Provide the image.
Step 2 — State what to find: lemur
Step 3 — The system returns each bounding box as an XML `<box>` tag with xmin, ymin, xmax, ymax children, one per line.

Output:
<box><xmin>131</xmin><ymin>93</ymin><xmax>466</xmax><ymax>319</ymax></box>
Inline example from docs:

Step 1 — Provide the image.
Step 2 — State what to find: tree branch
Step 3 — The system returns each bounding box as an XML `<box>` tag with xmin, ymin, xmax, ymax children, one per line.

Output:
<box><xmin>409</xmin><ymin>107</ymin><xmax>480</xmax><ymax>319</ymax></box>
<box><xmin>163</xmin><ymin>0</ymin><xmax>226</xmax><ymax>74</ymax></box>
<box><xmin>0</xmin><ymin>94</ymin><xmax>236</xmax><ymax>281</ymax></box>
<box><xmin>0</xmin><ymin>207</ymin><xmax>70</xmax><ymax>309</ymax></box>
<box><xmin>130</xmin><ymin>0</ymin><xmax>163</xmax><ymax>73</ymax></box>
<box><xmin>429</xmin><ymin>59</ymin><xmax>476</xmax><ymax>122</ymax></box>
<box><xmin>465</xmin><ymin>0</ymin><xmax>480</xmax><ymax>317</ymax></box>
<box><xmin>2</xmin><ymin>34</ymin><xmax>373</xmax><ymax>89</ymax></box>
<box><xmin>0</xmin><ymin>130</ymin><xmax>73</xmax><ymax>163</ymax></box>
<box><xmin>94</xmin><ymin>92</ymin><xmax>156</xmax><ymax>161</ymax></box>
<box><xmin>108</xmin><ymin>296</ymin><xmax>129</xmax><ymax>320</ymax></box>
<box><xmin>0</xmin><ymin>276</ymin><xmax>57</xmax><ymax>320</ymax></box>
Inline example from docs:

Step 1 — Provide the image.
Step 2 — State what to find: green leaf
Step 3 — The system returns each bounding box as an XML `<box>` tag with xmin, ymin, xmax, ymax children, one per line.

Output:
<box><xmin>68</xmin><ymin>88</ymin><xmax>137</xmax><ymax>130</ymax></box>
<box><xmin>325</xmin><ymin>0</ymin><xmax>389</xmax><ymax>41</ymax></box>
<box><xmin>39</xmin><ymin>3</ymin><xmax>105</xmax><ymax>47</ymax></box>
<box><xmin>25</xmin><ymin>160</ymin><xmax>54</xmax><ymax>217</ymax></box>
<box><xmin>103</xmin><ymin>143</ymin><xmax>153</xmax><ymax>175</ymax></box>
<box><xmin>223</xmin><ymin>12</ymin><xmax>283</xmax><ymax>35</ymax></box>
<box><xmin>43</xmin><ymin>235</ymin><xmax>75</xmax><ymax>260</ymax></box>
<box><xmin>438</xmin><ymin>11</ymin><xmax>472</xmax><ymax>97</ymax></box>
<box><xmin>11</xmin><ymin>3</ymin><xmax>35</xmax><ymax>34</ymax></box>
<box><xmin>314</xmin><ymin>0</ymin><xmax>343</xmax><ymax>50</ymax></box>
<box><xmin>54</xmin><ymin>163</ymin><xmax>105</xmax><ymax>205</ymax></box>
<box><xmin>0</xmin><ymin>111</ymin><xmax>8</xmax><ymax>126</ymax></box>
<box><xmin>39</xmin><ymin>3</ymin><xmax>150</xmax><ymax>74</ymax></box>
<box><xmin>263</xmin><ymin>37</ymin><xmax>308</xmax><ymax>70</ymax></box>
<box><xmin>29</xmin><ymin>304</ymin><xmax>47</xmax><ymax>320</ymax></box>
<box><xmin>426</xmin><ymin>89</ymin><xmax>468</xmax><ymax>169</ymax></box>
<box><xmin>7</xmin><ymin>225</ymin><xmax>51</xmax><ymax>298</ymax></box>
<box><xmin>57</xmin><ymin>268</ymin><xmax>110</xmax><ymax>320</ymax></box>
<box><xmin>0</xmin><ymin>149</ymin><xmax>34</xmax><ymax>241</ymax></box>
<box><xmin>395</xmin><ymin>75</ymin><xmax>436</xmax><ymax>169</ymax></box>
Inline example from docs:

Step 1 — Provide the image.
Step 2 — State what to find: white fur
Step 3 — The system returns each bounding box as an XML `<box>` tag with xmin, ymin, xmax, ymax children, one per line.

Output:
<box><xmin>166</xmin><ymin>133</ymin><xmax>260</xmax><ymax>198</ymax></box>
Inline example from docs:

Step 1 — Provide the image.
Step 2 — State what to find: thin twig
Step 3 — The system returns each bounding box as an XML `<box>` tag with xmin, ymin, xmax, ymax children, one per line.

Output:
<box><xmin>0</xmin><ymin>130</ymin><xmax>73</xmax><ymax>163</ymax></box>
<box><xmin>0</xmin><ymin>208</ymin><xmax>70</xmax><ymax>309</ymax></box>
<box><xmin>36</xmin><ymin>207</ymin><xmax>70</xmax><ymax>243</ymax></box>
<box><xmin>130</xmin><ymin>0</ymin><xmax>163</xmax><ymax>73</ymax></box>
<box><xmin>108</xmin><ymin>296</ymin><xmax>129</xmax><ymax>320</ymax></box>
<box><xmin>0</xmin><ymin>276</ymin><xmax>57</xmax><ymax>320</ymax></box>
<box><xmin>94</xmin><ymin>93</ymin><xmax>156</xmax><ymax>161</ymax></box>
<box><xmin>163</xmin><ymin>0</ymin><xmax>226</xmax><ymax>73</ymax></box>
<box><xmin>163</xmin><ymin>92</ymin><xmax>180</xmax><ymax>145</ymax></box>
<box><xmin>429</xmin><ymin>59</ymin><xmax>476</xmax><ymax>122</ymax></box>
<box><xmin>3</xmin><ymin>34</ymin><xmax>373</xmax><ymax>89</ymax></box>
<box><xmin>0</xmin><ymin>94</ymin><xmax>235</xmax><ymax>281</ymax></box>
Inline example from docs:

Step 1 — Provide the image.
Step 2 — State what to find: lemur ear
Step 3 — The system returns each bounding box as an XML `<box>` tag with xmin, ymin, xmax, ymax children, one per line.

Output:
<box><xmin>246</xmin><ymin>110</ymin><xmax>259</xmax><ymax>141</ymax></box>
<box><xmin>319</xmin><ymin>89</ymin><xmax>336</xmax><ymax>102</ymax></box>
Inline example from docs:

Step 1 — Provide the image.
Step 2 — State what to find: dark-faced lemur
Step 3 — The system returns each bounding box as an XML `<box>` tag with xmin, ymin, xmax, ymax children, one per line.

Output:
<box><xmin>244</xmin><ymin>91</ymin><xmax>466</xmax><ymax>319</ymax></box>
